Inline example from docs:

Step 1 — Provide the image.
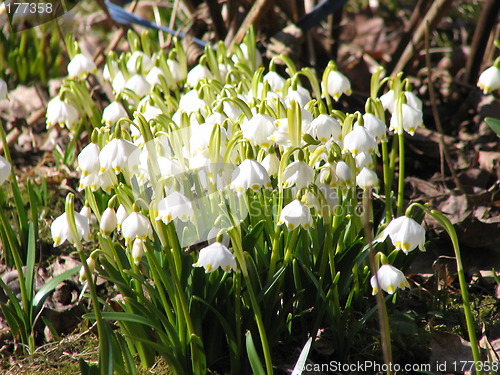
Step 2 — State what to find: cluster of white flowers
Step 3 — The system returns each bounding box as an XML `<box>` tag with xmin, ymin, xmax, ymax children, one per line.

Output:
<box><xmin>48</xmin><ymin>38</ymin><xmax>426</xmax><ymax>284</ymax></box>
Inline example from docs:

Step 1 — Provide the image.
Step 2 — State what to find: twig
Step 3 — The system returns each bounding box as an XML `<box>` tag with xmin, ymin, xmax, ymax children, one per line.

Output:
<box><xmin>424</xmin><ymin>22</ymin><xmax>467</xmax><ymax>197</ymax></box>
<box><xmin>463</xmin><ymin>0</ymin><xmax>500</xmax><ymax>85</ymax></box>
<box><xmin>227</xmin><ymin>0</ymin><xmax>276</xmax><ymax>49</ymax></box>
<box><xmin>205</xmin><ymin>0</ymin><xmax>227</xmax><ymax>40</ymax></box>
<box><xmin>390</xmin><ymin>0</ymin><xmax>453</xmax><ymax>76</ymax></box>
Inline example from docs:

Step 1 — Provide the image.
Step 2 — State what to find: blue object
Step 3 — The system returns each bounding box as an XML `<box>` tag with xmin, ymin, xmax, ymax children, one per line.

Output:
<box><xmin>104</xmin><ymin>0</ymin><xmax>208</xmax><ymax>47</ymax></box>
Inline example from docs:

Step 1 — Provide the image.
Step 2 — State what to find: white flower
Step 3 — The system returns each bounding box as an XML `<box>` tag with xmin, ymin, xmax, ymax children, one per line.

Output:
<box><xmin>78</xmin><ymin>170</ymin><xmax>117</xmax><ymax>193</ymax></box>
<box><xmin>230</xmin><ymin>159</ymin><xmax>271</xmax><ymax>193</ymax></box>
<box><xmin>146</xmin><ymin>66</ymin><xmax>166</xmax><ymax>87</ymax></box>
<box><xmin>343</xmin><ymin>125</ymin><xmax>377</xmax><ymax>155</ymax></box>
<box><xmin>285</xmin><ymin>89</ymin><xmax>311</xmax><ymax>108</ymax></box>
<box><xmin>100</xmin><ymin>207</ymin><xmax>117</xmax><ymax>238</ymax></box>
<box><xmin>0</xmin><ymin>78</ymin><xmax>8</xmax><ymax>100</ymax></box>
<box><xmin>381</xmin><ymin>216</ymin><xmax>425</xmax><ymax>254</ymax></box>
<box><xmin>241</xmin><ymin>113</ymin><xmax>276</xmax><ymax>148</ymax></box>
<box><xmin>132</xmin><ymin>238</ymin><xmax>145</xmax><ymax>265</ymax></box>
<box><xmin>323</xmin><ymin>70</ymin><xmax>352</xmax><ymax>101</ymax></box>
<box><xmin>46</xmin><ymin>96</ymin><xmax>79</xmax><ymax>128</ymax></box>
<box><xmin>99</xmin><ymin>138</ymin><xmax>139</xmax><ymax>174</ymax></box>
<box><xmin>167</xmin><ymin>59</ymin><xmax>186</xmax><ymax>82</ymax></box>
<box><xmin>187</xmin><ymin>64</ymin><xmax>213</xmax><ymax>88</ymax></box>
<box><xmin>193</xmin><ymin>242</ymin><xmax>238</xmax><ymax>273</ymax></box>
<box><xmin>51</xmin><ymin>211</ymin><xmax>90</xmax><ymax>247</ymax></box>
<box><xmin>389</xmin><ymin>103</ymin><xmax>423</xmax><ymax>135</ymax></box>
<box><xmin>156</xmin><ymin>191</ymin><xmax>194</xmax><ymax>224</ymax></box>
<box><xmin>356</xmin><ymin>167</ymin><xmax>378</xmax><ymax>190</ymax></box>
<box><xmin>179</xmin><ymin>90</ymin><xmax>206</xmax><ymax>114</ymax></box>
<box><xmin>478</xmin><ymin>65</ymin><xmax>500</xmax><ymax>94</ymax></box>
<box><xmin>263</xmin><ymin>71</ymin><xmax>286</xmax><ymax>92</ymax></box>
<box><xmin>282</xmin><ymin>161</ymin><xmax>315</xmax><ymax>189</ymax></box>
<box><xmin>125</xmin><ymin>74</ymin><xmax>151</xmax><ymax>98</ymax></box>
<box><xmin>79</xmin><ymin>257</ymin><xmax>96</xmax><ymax>283</ymax></box>
<box><xmin>261</xmin><ymin>153</ymin><xmax>280</xmax><ymax>176</ymax></box>
<box><xmin>0</xmin><ymin>155</ymin><xmax>12</xmax><ymax>185</ymax></box>
<box><xmin>362</xmin><ymin>113</ymin><xmax>387</xmax><ymax>142</ymax></box>
<box><xmin>116</xmin><ymin>204</ymin><xmax>128</xmax><ymax>230</ymax></box>
<box><xmin>102</xmin><ymin>102</ymin><xmax>128</xmax><ymax>125</ymax></box>
<box><xmin>67</xmin><ymin>53</ymin><xmax>97</xmax><ymax>78</ymax></box>
<box><xmin>126</xmin><ymin>51</ymin><xmax>153</xmax><ymax>75</ymax></box>
<box><xmin>355</xmin><ymin>152</ymin><xmax>374</xmax><ymax>171</ymax></box>
<box><xmin>380</xmin><ymin>90</ymin><xmax>423</xmax><ymax>113</ymax></box>
<box><xmin>78</xmin><ymin>143</ymin><xmax>100</xmax><ymax>176</ymax></box>
<box><xmin>121</xmin><ymin>211</ymin><xmax>152</xmax><ymax>245</ymax></box>
<box><xmin>279</xmin><ymin>200</ymin><xmax>312</xmax><ymax>230</ymax></box>
<box><xmin>335</xmin><ymin>161</ymin><xmax>352</xmax><ymax>184</ymax></box>
<box><xmin>112</xmin><ymin>71</ymin><xmax>126</xmax><ymax>93</ymax></box>
<box><xmin>103</xmin><ymin>60</ymin><xmax>118</xmax><ymax>81</ymax></box>
<box><xmin>309</xmin><ymin>114</ymin><xmax>342</xmax><ymax>142</ymax></box>
<box><xmin>371</xmin><ymin>264</ymin><xmax>409</xmax><ymax>295</ymax></box>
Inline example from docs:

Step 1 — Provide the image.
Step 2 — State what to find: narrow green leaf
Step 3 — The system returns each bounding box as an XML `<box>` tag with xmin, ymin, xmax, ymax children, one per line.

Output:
<box><xmin>25</xmin><ymin>223</ymin><xmax>36</xmax><ymax>305</ymax></box>
<box><xmin>485</xmin><ymin>117</ymin><xmax>500</xmax><ymax>136</ymax></box>
<box><xmin>32</xmin><ymin>266</ymin><xmax>80</xmax><ymax>313</ymax></box>
<box><xmin>245</xmin><ymin>331</ymin><xmax>266</xmax><ymax>375</ymax></box>
<box><xmin>292</xmin><ymin>337</ymin><xmax>313</xmax><ymax>375</ymax></box>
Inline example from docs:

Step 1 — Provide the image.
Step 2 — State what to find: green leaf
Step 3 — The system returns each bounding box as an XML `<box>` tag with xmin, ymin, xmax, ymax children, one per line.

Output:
<box><xmin>32</xmin><ymin>266</ymin><xmax>80</xmax><ymax>314</ymax></box>
<box><xmin>245</xmin><ymin>331</ymin><xmax>266</xmax><ymax>375</ymax></box>
<box><xmin>292</xmin><ymin>337</ymin><xmax>313</xmax><ymax>375</ymax></box>
<box><xmin>242</xmin><ymin>220</ymin><xmax>266</xmax><ymax>253</ymax></box>
<box><xmin>485</xmin><ymin>117</ymin><xmax>500</xmax><ymax>136</ymax></box>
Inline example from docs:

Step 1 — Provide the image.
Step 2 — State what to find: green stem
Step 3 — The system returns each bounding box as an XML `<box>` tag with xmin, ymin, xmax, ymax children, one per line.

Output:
<box><xmin>65</xmin><ymin>194</ymin><xmax>110</xmax><ymax>375</ymax></box>
<box><xmin>381</xmin><ymin>141</ymin><xmax>392</xmax><ymax>223</ymax></box>
<box><xmin>283</xmin><ymin>228</ymin><xmax>300</xmax><ymax>264</ymax></box>
<box><xmin>408</xmin><ymin>204</ymin><xmax>483</xmax><ymax>374</ymax></box>
<box><xmin>396</xmin><ymin>131</ymin><xmax>405</xmax><ymax>217</ymax></box>
<box><xmin>230</xmin><ymin>228</ymin><xmax>273</xmax><ymax>375</ymax></box>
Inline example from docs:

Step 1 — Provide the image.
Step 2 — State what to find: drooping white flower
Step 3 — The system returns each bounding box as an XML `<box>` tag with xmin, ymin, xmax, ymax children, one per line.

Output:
<box><xmin>285</xmin><ymin>89</ymin><xmax>311</xmax><ymax>108</ymax></box>
<box><xmin>126</xmin><ymin>51</ymin><xmax>154</xmax><ymax>75</ymax></box>
<box><xmin>278</xmin><ymin>199</ymin><xmax>312</xmax><ymax>230</ymax></box>
<box><xmin>335</xmin><ymin>161</ymin><xmax>352</xmax><ymax>184</ymax></box>
<box><xmin>187</xmin><ymin>64</ymin><xmax>213</xmax><ymax>88</ymax></box>
<box><xmin>309</xmin><ymin>114</ymin><xmax>342</xmax><ymax>143</ymax></box>
<box><xmin>362</xmin><ymin>113</ymin><xmax>387</xmax><ymax>142</ymax></box>
<box><xmin>0</xmin><ymin>155</ymin><xmax>12</xmax><ymax>185</ymax></box>
<box><xmin>282</xmin><ymin>161</ymin><xmax>315</xmax><ymax>189</ymax></box>
<box><xmin>167</xmin><ymin>59</ymin><xmax>186</xmax><ymax>82</ymax></box>
<box><xmin>112</xmin><ymin>71</ymin><xmax>126</xmax><ymax>93</ymax></box>
<box><xmin>356</xmin><ymin>167</ymin><xmax>378</xmax><ymax>190</ymax></box>
<box><xmin>121</xmin><ymin>211</ymin><xmax>152</xmax><ymax>245</ymax></box>
<box><xmin>0</xmin><ymin>78</ymin><xmax>8</xmax><ymax>100</ymax></box>
<box><xmin>179</xmin><ymin>90</ymin><xmax>206</xmax><ymax>114</ymax></box>
<box><xmin>100</xmin><ymin>207</ymin><xmax>117</xmax><ymax>238</ymax></box>
<box><xmin>78</xmin><ymin>170</ymin><xmax>117</xmax><ymax>193</ymax></box>
<box><xmin>241</xmin><ymin>113</ymin><xmax>276</xmax><ymax>148</ymax></box>
<box><xmin>323</xmin><ymin>70</ymin><xmax>352</xmax><ymax>101</ymax></box>
<box><xmin>125</xmin><ymin>74</ymin><xmax>151</xmax><ymax>98</ymax></box>
<box><xmin>156</xmin><ymin>191</ymin><xmax>194</xmax><ymax>224</ymax></box>
<box><xmin>51</xmin><ymin>211</ymin><xmax>90</xmax><ymax>247</ymax></box>
<box><xmin>230</xmin><ymin>159</ymin><xmax>271</xmax><ymax>194</ymax></box>
<box><xmin>263</xmin><ymin>71</ymin><xmax>286</xmax><ymax>92</ymax></box>
<box><xmin>132</xmin><ymin>238</ymin><xmax>145</xmax><ymax>265</ymax></box>
<box><xmin>355</xmin><ymin>152</ymin><xmax>374</xmax><ymax>171</ymax></box>
<box><xmin>116</xmin><ymin>204</ymin><xmax>128</xmax><ymax>230</ymax></box>
<box><xmin>77</xmin><ymin>143</ymin><xmax>101</xmax><ymax>176</ymax></box>
<box><xmin>389</xmin><ymin>103</ymin><xmax>423</xmax><ymax>135</ymax></box>
<box><xmin>67</xmin><ymin>53</ymin><xmax>97</xmax><ymax>78</ymax></box>
<box><xmin>102</xmin><ymin>102</ymin><xmax>128</xmax><ymax>126</ymax></box>
<box><xmin>381</xmin><ymin>216</ymin><xmax>425</xmax><ymax>254</ymax></box>
<box><xmin>268</xmin><ymin>119</ymin><xmax>292</xmax><ymax>148</ymax></box>
<box><xmin>261</xmin><ymin>153</ymin><xmax>280</xmax><ymax>177</ymax></box>
<box><xmin>371</xmin><ymin>264</ymin><xmax>409</xmax><ymax>295</ymax></box>
<box><xmin>343</xmin><ymin>125</ymin><xmax>377</xmax><ymax>156</ymax></box>
<box><xmin>46</xmin><ymin>96</ymin><xmax>79</xmax><ymax>128</ymax></box>
<box><xmin>193</xmin><ymin>242</ymin><xmax>238</xmax><ymax>273</ymax></box>
<box><xmin>79</xmin><ymin>257</ymin><xmax>96</xmax><ymax>283</ymax></box>
<box><xmin>380</xmin><ymin>90</ymin><xmax>423</xmax><ymax>113</ymax></box>
<box><xmin>99</xmin><ymin>138</ymin><xmax>139</xmax><ymax>174</ymax></box>
<box><xmin>146</xmin><ymin>66</ymin><xmax>166</xmax><ymax>87</ymax></box>
<box><xmin>478</xmin><ymin>65</ymin><xmax>500</xmax><ymax>94</ymax></box>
